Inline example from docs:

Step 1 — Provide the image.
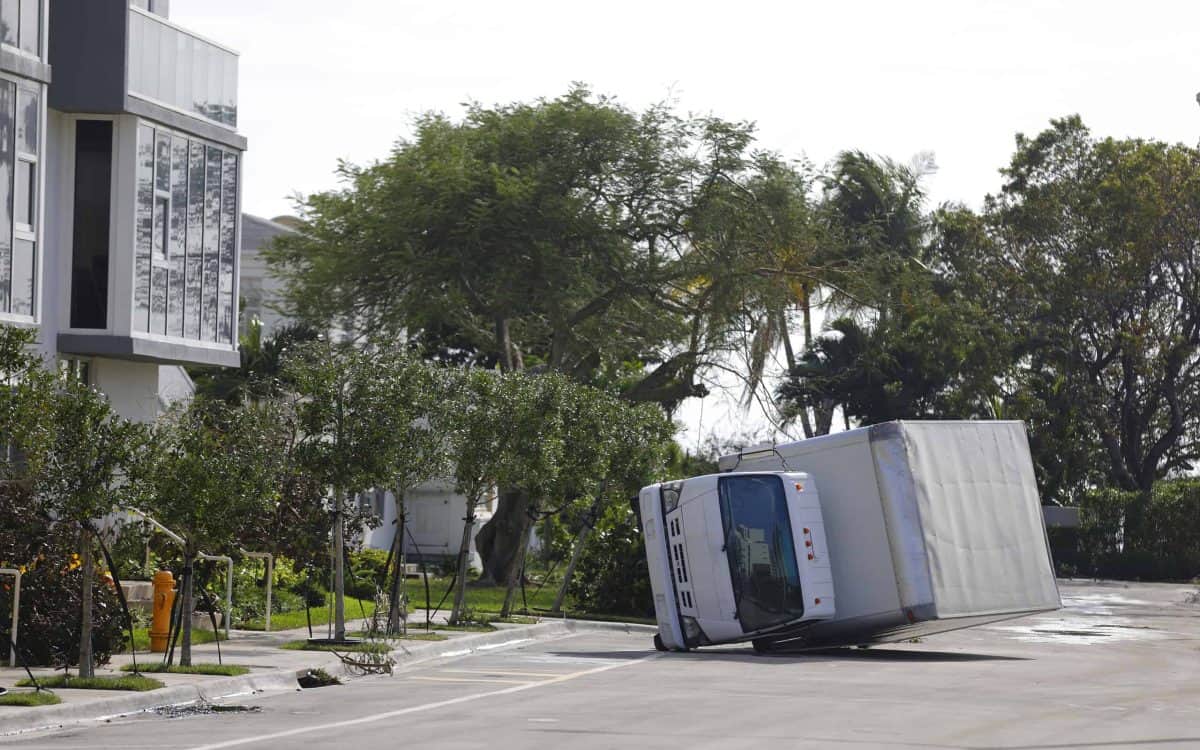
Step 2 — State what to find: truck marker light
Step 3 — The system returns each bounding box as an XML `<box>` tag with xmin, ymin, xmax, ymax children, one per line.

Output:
<box><xmin>803</xmin><ymin>528</ymin><xmax>810</xmax><ymax>534</ymax></box>
<box><xmin>794</xmin><ymin>483</ymin><xmax>804</xmax><ymax>492</ymax></box>
<box><xmin>805</xmin><ymin>541</ymin><xmax>812</xmax><ymax>547</ymax></box>
<box><xmin>814</xmin><ymin>598</ymin><xmax>821</xmax><ymax>605</ymax></box>
<box><xmin>808</xmin><ymin>554</ymin><xmax>814</xmax><ymax>560</ymax></box>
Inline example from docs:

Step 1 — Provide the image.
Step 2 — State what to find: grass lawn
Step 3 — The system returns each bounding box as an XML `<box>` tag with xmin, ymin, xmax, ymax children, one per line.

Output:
<box><xmin>16</xmin><ymin>675</ymin><xmax>165</xmax><ymax>691</ymax></box>
<box><xmin>120</xmin><ymin>663</ymin><xmax>250</xmax><ymax>676</ymax></box>
<box><xmin>119</xmin><ymin>627</ymin><xmax>224</xmax><ymax>653</ymax></box>
<box><xmin>0</xmin><ymin>691</ymin><xmax>62</xmax><ymax>707</ymax></box>
<box><xmin>415</xmin><ymin>577</ymin><xmax>563</xmax><ymax>615</ymax></box>
<box><xmin>239</xmin><ymin>597</ymin><xmax>377</xmax><ymax>632</ymax></box>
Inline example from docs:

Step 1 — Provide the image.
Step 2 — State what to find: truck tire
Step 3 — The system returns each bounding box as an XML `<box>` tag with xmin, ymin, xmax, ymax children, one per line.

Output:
<box><xmin>653</xmin><ymin>633</ymin><xmax>668</xmax><ymax>652</ymax></box>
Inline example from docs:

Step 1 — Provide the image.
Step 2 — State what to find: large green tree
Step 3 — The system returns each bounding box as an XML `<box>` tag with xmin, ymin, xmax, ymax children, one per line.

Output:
<box><xmin>267</xmin><ymin>87</ymin><xmax>791</xmax><ymax>582</ymax></box>
<box><xmin>984</xmin><ymin>117</ymin><xmax>1200</xmax><ymax>500</ymax></box>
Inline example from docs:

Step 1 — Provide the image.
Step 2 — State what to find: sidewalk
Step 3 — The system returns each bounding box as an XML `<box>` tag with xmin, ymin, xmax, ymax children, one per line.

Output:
<box><xmin>0</xmin><ymin>610</ymin><xmax>655</xmax><ymax>737</ymax></box>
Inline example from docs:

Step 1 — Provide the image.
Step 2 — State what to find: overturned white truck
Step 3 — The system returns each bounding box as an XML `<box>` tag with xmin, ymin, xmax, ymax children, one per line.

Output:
<box><xmin>639</xmin><ymin>421</ymin><xmax>1061</xmax><ymax>652</ymax></box>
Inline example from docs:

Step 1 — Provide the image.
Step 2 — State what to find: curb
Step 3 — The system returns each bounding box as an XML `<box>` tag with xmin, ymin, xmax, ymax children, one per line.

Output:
<box><xmin>0</xmin><ymin>669</ymin><xmax>301</xmax><ymax>737</ymax></box>
<box><xmin>0</xmin><ymin>617</ymin><xmax>655</xmax><ymax>736</ymax></box>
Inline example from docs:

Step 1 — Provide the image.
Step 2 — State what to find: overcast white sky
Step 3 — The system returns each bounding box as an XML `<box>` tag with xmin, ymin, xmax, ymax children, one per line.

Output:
<box><xmin>174</xmin><ymin>0</ymin><xmax>1200</xmax><ymax>451</ymax></box>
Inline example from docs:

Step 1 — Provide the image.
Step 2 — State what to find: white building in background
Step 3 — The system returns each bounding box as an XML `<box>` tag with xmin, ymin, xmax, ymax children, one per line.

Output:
<box><xmin>239</xmin><ymin>213</ymin><xmax>492</xmax><ymax>566</ymax></box>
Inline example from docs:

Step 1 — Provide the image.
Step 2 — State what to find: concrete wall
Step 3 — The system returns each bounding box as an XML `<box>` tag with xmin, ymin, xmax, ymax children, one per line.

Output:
<box><xmin>90</xmin><ymin>357</ymin><xmax>162</xmax><ymax>423</ymax></box>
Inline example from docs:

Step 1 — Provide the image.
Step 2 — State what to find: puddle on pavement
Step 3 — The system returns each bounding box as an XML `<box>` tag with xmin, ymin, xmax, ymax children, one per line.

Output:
<box><xmin>989</xmin><ymin>590</ymin><xmax>1174</xmax><ymax>645</ymax></box>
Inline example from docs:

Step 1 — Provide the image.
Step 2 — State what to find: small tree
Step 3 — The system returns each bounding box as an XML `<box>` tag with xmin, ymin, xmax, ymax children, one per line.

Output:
<box><xmin>141</xmin><ymin>397</ymin><xmax>282</xmax><ymax>665</ymax></box>
<box><xmin>30</xmin><ymin>379</ymin><xmax>145</xmax><ymax>678</ymax></box>
<box><xmin>284</xmin><ymin>340</ymin><xmax>397</xmax><ymax>641</ymax></box>
<box><xmin>444</xmin><ymin>369</ymin><xmax>511</xmax><ymax>625</ymax></box>
<box><xmin>551</xmin><ymin>400</ymin><xmax>674</xmax><ymax>613</ymax></box>
<box><xmin>492</xmin><ymin>373</ymin><xmax>568</xmax><ymax>617</ymax></box>
<box><xmin>374</xmin><ymin>350</ymin><xmax>451</xmax><ymax>633</ymax></box>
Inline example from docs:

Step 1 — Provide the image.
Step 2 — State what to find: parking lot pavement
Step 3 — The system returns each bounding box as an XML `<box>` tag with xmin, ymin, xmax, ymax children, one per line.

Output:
<box><xmin>2</xmin><ymin>579</ymin><xmax>1197</xmax><ymax>750</ymax></box>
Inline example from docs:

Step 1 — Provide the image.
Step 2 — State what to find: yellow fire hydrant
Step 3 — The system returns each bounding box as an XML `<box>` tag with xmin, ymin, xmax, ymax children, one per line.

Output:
<box><xmin>150</xmin><ymin>570</ymin><xmax>176</xmax><ymax>653</ymax></box>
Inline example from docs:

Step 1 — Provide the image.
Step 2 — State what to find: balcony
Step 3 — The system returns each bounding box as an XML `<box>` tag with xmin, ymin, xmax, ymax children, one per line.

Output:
<box><xmin>48</xmin><ymin>0</ymin><xmax>243</xmax><ymax>148</ymax></box>
<box><xmin>127</xmin><ymin>6</ymin><xmax>238</xmax><ymax>129</ymax></box>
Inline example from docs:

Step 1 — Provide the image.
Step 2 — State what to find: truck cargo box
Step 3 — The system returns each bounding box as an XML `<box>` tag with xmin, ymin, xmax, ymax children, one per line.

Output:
<box><xmin>716</xmin><ymin>420</ymin><xmax>1061</xmax><ymax>648</ymax></box>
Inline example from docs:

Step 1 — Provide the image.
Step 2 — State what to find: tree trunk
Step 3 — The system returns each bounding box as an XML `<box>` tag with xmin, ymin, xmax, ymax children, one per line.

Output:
<box><xmin>796</xmin><ymin>292</ymin><xmax>815</xmax><ymax>439</ymax></box>
<box><xmin>77</xmin><ymin>527</ymin><xmax>95</xmax><ymax>679</ymax></box>
<box><xmin>495</xmin><ymin>317</ymin><xmax>514</xmax><ymax>373</ymax></box>
<box><xmin>499</xmin><ymin>519</ymin><xmax>532</xmax><ymax>618</ymax></box>
<box><xmin>449</xmin><ymin>498</ymin><xmax>478</xmax><ymax>625</ymax></box>
<box><xmin>333</xmin><ymin>494</ymin><xmax>346</xmax><ymax>641</ymax></box>
<box><xmin>387</xmin><ymin>491</ymin><xmax>407</xmax><ymax>635</ymax></box>
<box><xmin>552</xmin><ymin>505</ymin><xmax>598</xmax><ymax>613</ymax></box>
<box><xmin>475</xmin><ymin>487</ymin><xmax>532</xmax><ymax>584</ymax></box>
<box><xmin>180</xmin><ymin>557</ymin><xmax>194</xmax><ymax>667</ymax></box>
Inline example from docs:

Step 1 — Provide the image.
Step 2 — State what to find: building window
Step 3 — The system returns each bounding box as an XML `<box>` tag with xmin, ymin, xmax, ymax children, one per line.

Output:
<box><xmin>134</xmin><ymin>123</ymin><xmax>238</xmax><ymax>345</ymax></box>
<box><xmin>0</xmin><ymin>0</ymin><xmax>40</xmax><ymax>59</ymax></box>
<box><xmin>70</xmin><ymin>120</ymin><xmax>113</xmax><ymax>330</ymax></box>
<box><xmin>58</xmin><ymin>357</ymin><xmax>91</xmax><ymax>386</ymax></box>
<box><xmin>0</xmin><ymin>80</ymin><xmax>39</xmax><ymax>319</ymax></box>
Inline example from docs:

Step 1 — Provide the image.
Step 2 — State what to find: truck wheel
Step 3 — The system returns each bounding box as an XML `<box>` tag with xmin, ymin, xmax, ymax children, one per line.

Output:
<box><xmin>653</xmin><ymin>633</ymin><xmax>668</xmax><ymax>652</ymax></box>
<box><xmin>752</xmin><ymin>638</ymin><xmax>776</xmax><ymax>654</ymax></box>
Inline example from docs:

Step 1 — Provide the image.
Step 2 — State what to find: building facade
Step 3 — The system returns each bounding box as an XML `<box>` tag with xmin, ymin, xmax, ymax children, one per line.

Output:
<box><xmin>1</xmin><ymin>0</ymin><xmax>244</xmax><ymax>420</ymax></box>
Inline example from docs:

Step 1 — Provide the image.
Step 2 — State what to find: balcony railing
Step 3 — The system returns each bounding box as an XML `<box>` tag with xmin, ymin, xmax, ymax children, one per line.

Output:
<box><xmin>127</xmin><ymin>6</ymin><xmax>237</xmax><ymax>128</ymax></box>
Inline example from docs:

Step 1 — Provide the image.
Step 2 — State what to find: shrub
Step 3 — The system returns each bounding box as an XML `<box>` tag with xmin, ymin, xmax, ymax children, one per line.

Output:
<box><xmin>567</xmin><ymin>502</ymin><xmax>653</xmax><ymax>618</ymax></box>
<box><xmin>347</xmin><ymin>548</ymin><xmax>390</xmax><ymax>601</ymax></box>
<box><xmin>0</xmin><ymin>487</ymin><xmax>126</xmax><ymax>668</ymax></box>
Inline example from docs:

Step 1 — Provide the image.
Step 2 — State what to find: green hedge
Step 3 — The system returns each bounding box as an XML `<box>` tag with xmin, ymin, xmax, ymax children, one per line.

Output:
<box><xmin>1051</xmin><ymin>478</ymin><xmax>1200</xmax><ymax>581</ymax></box>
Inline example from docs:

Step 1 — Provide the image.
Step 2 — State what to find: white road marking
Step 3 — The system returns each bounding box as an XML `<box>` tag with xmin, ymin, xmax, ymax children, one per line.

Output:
<box><xmin>475</xmin><ymin>638</ymin><xmax>534</xmax><ymax>651</ymax></box>
<box><xmin>185</xmin><ymin>654</ymin><xmax>659</xmax><ymax>750</ymax></box>
<box><xmin>442</xmin><ymin>669</ymin><xmax>564</xmax><ymax>678</ymax></box>
<box><xmin>407</xmin><ymin>676</ymin><xmax>528</xmax><ymax>684</ymax></box>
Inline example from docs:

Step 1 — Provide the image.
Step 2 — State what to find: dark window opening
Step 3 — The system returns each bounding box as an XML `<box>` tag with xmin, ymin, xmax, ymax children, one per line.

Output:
<box><xmin>70</xmin><ymin>120</ymin><xmax>112</xmax><ymax>329</ymax></box>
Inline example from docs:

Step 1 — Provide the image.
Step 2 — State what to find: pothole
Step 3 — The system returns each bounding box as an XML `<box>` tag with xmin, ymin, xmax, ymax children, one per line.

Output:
<box><xmin>152</xmin><ymin>702</ymin><xmax>262</xmax><ymax>719</ymax></box>
<box><xmin>298</xmin><ymin>668</ymin><xmax>342</xmax><ymax>688</ymax></box>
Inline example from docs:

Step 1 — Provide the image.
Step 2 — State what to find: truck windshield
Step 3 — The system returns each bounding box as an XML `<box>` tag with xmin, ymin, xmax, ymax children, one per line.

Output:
<box><xmin>718</xmin><ymin>475</ymin><xmax>805</xmax><ymax>633</ymax></box>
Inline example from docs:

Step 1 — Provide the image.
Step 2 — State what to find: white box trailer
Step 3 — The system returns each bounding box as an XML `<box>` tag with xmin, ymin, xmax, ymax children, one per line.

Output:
<box><xmin>639</xmin><ymin>420</ymin><xmax>1060</xmax><ymax>652</ymax></box>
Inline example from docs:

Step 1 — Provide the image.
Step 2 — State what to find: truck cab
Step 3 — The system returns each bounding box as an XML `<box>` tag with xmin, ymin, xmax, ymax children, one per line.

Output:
<box><xmin>640</xmin><ymin>472</ymin><xmax>836</xmax><ymax>651</ymax></box>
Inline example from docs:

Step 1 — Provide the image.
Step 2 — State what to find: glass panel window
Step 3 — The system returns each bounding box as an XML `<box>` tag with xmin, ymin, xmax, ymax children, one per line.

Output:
<box><xmin>10</xmin><ymin>237</ymin><xmax>32</xmax><ymax>315</ymax></box>
<box><xmin>0</xmin><ymin>81</ymin><xmax>13</xmax><ymax>313</ymax></box>
<box><xmin>218</xmin><ymin>151</ymin><xmax>237</xmax><ymax>343</ymax></box>
<box><xmin>168</xmin><ymin>136</ymin><xmax>188</xmax><ymax>337</ymax></box>
<box><xmin>184</xmin><ymin>140</ymin><xmax>204</xmax><ymax>339</ymax></box>
<box><xmin>154</xmin><ymin>131</ymin><xmax>170</xmax><ymax>193</ymax></box>
<box><xmin>718</xmin><ymin>475</ymin><xmax>805</xmax><ymax>633</ymax></box>
<box><xmin>0</xmin><ymin>2</ymin><xmax>16</xmax><ymax>47</ymax></box>
<box><xmin>17</xmin><ymin>0</ymin><xmax>36</xmax><ymax>56</ymax></box>
<box><xmin>13</xmin><ymin>158</ymin><xmax>30</xmax><ymax>229</ymax></box>
<box><xmin>152</xmin><ymin>194</ymin><xmax>167</xmax><ymax>260</ymax></box>
<box><xmin>202</xmin><ymin>145</ymin><xmax>221</xmax><ymax>341</ymax></box>
<box><xmin>134</xmin><ymin>125</ymin><xmax>154</xmax><ymax>331</ymax></box>
<box><xmin>16</xmin><ymin>88</ymin><xmax>36</xmax><ymax>156</ymax></box>
<box><xmin>150</xmin><ymin>265</ymin><xmax>166</xmax><ymax>334</ymax></box>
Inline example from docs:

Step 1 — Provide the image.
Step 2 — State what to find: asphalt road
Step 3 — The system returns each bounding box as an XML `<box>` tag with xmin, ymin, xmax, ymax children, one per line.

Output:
<box><xmin>3</xmin><ymin>580</ymin><xmax>1197</xmax><ymax>750</ymax></box>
